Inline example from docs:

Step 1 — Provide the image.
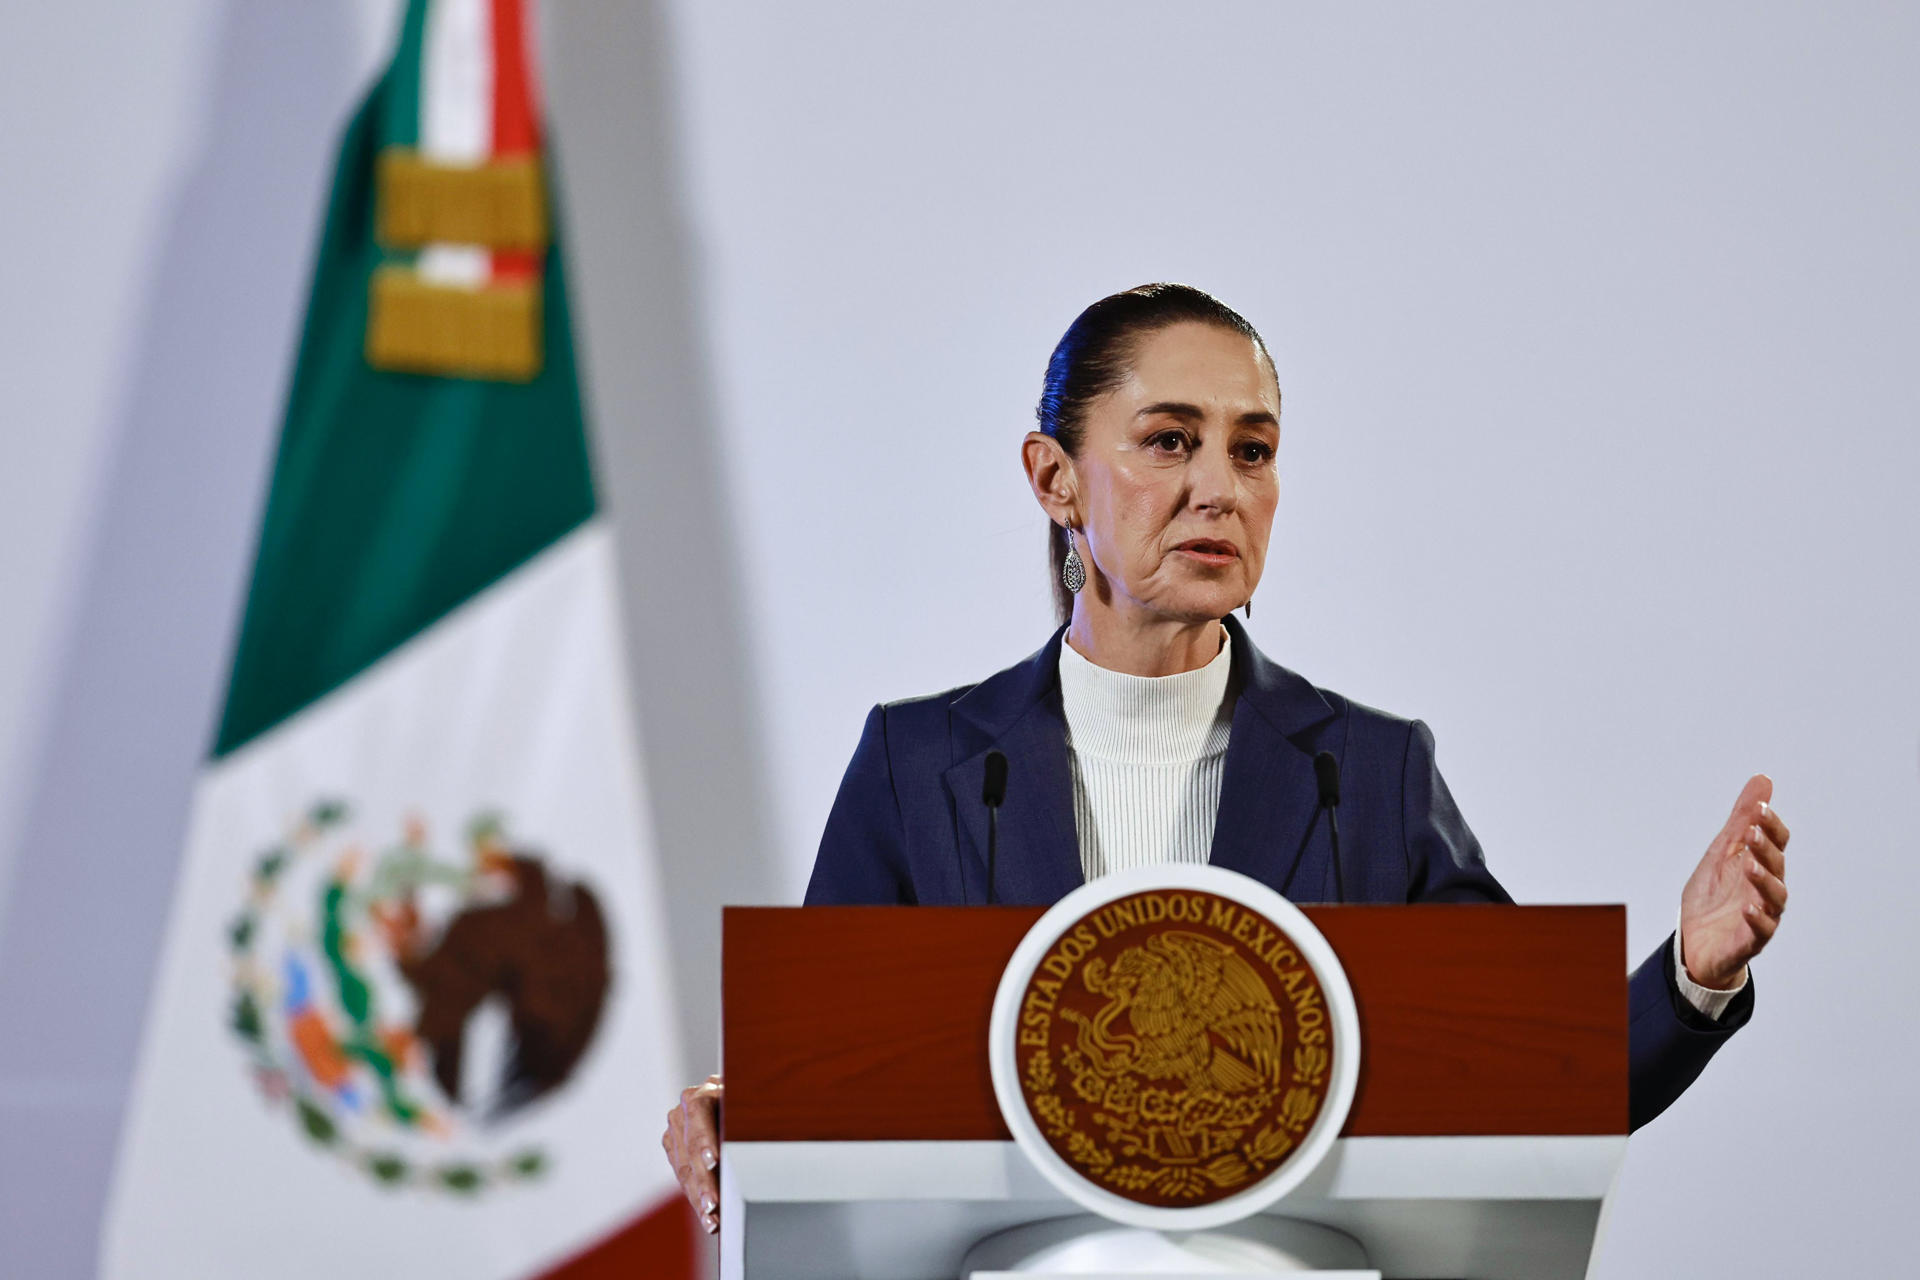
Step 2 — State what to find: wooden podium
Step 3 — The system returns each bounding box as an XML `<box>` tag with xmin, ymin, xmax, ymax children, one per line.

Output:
<box><xmin>721</xmin><ymin>905</ymin><xmax>1628</xmax><ymax>1280</ymax></box>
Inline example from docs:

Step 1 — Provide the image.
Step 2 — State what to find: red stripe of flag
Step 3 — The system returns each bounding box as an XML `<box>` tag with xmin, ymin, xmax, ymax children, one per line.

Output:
<box><xmin>534</xmin><ymin>1193</ymin><xmax>706</xmax><ymax>1280</ymax></box>
<box><xmin>492</xmin><ymin>0</ymin><xmax>540</xmax><ymax>281</ymax></box>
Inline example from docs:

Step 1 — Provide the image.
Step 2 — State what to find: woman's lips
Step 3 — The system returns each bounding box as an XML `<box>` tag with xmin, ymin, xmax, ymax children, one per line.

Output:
<box><xmin>1173</xmin><ymin>539</ymin><xmax>1239</xmax><ymax>566</ymax></box>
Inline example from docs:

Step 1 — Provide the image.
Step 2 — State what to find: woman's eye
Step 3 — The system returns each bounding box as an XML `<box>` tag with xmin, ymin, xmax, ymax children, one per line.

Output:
<box><xmin>1150</xmin><ymin>431</ymin><xmax>1191</xmax><ymax>454</ymax></box>
<box><xmin>1236</xmin><ymin>442</ymin><xmax>1275</xmax><ymax>464</ymax></box>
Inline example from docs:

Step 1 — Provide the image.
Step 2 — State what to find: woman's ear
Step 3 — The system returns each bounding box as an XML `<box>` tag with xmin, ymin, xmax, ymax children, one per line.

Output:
<box><xmin>1022</xmin><ymin>432</ymin><xmax>1078</xmax><ymax>526</ymax></box>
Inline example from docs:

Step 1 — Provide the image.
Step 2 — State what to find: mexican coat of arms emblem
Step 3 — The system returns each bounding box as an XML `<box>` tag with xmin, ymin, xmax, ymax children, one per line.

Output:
<box><xmin>991</xmin><ymin>864</ymin><xmax>1359</xmax><ymax>1228</ymax></box>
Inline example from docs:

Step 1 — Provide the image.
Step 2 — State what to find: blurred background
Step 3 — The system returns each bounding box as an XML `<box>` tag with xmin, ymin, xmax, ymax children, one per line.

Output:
<box><xmin>3</xmin><ymin>1</ymin><xmax>1915</xmax><ymax>1275</ymax></box>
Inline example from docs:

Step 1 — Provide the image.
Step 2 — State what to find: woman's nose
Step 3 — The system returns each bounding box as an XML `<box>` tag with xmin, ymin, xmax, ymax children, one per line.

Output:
<box><xmin>1188</xmin><ymin>442</ymin><xmax>1238</xmax><ymax>513</ymax></box>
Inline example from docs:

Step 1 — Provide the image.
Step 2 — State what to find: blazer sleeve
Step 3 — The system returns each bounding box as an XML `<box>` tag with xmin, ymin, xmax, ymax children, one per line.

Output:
<box><xmin>803</xmin><ymin>704</ymin><xmax>917</xmax><ymax>905</ymax></box>
<box><xmin>1400</xmin><ymin>718</ymin><xmax>1750</xmax><ymax>1132</ymax></box>
<box><xmin>1402</xmin><ymin>719</ymin><xmax>1513</xmax><ymax>903</ymax></box>
<box><xmin>1628</xmin><ymin>931</ymin><xmax>1753</xmax><ymax>1129</ymax></box>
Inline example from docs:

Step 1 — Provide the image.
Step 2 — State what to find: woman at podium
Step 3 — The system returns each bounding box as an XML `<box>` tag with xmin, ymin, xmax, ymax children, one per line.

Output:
<box><xmin>663</xmin><ymin>284</ymin><xmax>1790</xmax><ymax>1235</ymax></box>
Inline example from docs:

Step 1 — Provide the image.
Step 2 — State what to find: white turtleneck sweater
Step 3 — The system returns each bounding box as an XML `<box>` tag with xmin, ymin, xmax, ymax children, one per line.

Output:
<box><xmin>1057</xmin><ymin>627</ymin><xmax>1235</xmax><ymax>881</ymax></box>
<box><xmin>1055</xmin><ymin>625</ymin><xmax>1743</xmax><ymax>1021</ymax></box>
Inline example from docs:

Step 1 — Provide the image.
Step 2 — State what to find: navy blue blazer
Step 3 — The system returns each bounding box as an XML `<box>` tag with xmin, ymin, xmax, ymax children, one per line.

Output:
<box><xmin>804</xmin><ymin>616</ymin><xmax>1751</xmax><ymax>1130</ymax></box>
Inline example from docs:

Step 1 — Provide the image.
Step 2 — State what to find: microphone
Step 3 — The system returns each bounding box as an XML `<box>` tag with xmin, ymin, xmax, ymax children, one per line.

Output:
<box><xmin>1313</xmin><ymin>750</ymin><xmax>1346</xmax><ymax>904</ymax></box>
<box><xmin>983</xmin><ymin>751</ymin><xmax>1009</xmax><ymax>905</ymax></box>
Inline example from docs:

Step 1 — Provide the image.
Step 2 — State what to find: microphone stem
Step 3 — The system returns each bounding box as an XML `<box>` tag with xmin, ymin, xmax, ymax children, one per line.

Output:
<box><xmin>1327</xmin><ymin>806</ymin><xmax>1345</xmax><ymax>904</ymax></box>
<box><xmin>986</xmin><ymin>806</ymin><xmax>999</xmax><ymax>905</ymax></box>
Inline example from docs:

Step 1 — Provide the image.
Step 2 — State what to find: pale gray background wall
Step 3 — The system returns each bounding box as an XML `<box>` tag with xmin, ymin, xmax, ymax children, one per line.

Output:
<box><xmin>3</xmin><ymin>2</ymin><xmax>1915</xmax><ymax>1275</ymax></box>
<box><xmin>0</xmin><ymin>1</ymin><xmax>404</xmax><ymax>1273</ymax></box>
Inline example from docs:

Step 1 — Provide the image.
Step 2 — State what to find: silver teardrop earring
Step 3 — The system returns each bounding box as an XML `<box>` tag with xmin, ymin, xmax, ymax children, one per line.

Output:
<box><xmin>1062</xmin><ymin>525</ymin><xmax>1086</xmax><ymax>594</ymax></box>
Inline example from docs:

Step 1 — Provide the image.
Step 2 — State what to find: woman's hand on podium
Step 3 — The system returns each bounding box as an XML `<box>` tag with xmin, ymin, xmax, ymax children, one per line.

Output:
<box><xmin>663</xmin><ymin>1074</ymin><xmax>724</xmax><ymax>1234</ymax></box>
<box><xmin>1679</xmin><ymin>775</ymin><xmax>1791</xmax><ymax>991</ymax></box>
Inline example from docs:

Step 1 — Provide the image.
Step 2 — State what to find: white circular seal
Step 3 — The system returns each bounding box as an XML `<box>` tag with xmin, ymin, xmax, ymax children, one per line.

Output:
<box><xmin>988</xmin><ymin>864</ymin><xmax>1361</xmax><ymax>1230</ymax></box>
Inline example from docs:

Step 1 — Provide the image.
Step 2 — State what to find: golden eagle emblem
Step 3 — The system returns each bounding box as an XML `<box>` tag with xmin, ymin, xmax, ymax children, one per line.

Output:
<box><xmin>1014</xmin><ymin>891</ymin><xmax>1335</xmax><ymax>1208</ymax></box>
<box><xmin>1066</xmin><ymin>930</ymin><xmax>1285</xmax><ymax>1096</ymax></box>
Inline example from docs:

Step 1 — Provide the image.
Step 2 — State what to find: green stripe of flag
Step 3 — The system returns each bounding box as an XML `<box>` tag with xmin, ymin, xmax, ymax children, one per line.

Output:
<box><xmin>379</xmin><ymin>0</ymin><xmax>428</xmax><ymax>150</ymax></box>
<box><xmin>213</xmin><ymin>45</ymin><xmax>595</xmax><ymax>758</ymax></box>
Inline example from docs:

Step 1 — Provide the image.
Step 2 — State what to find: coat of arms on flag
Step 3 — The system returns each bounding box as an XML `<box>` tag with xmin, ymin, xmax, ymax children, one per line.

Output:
<box><xmin>227</xmin><ymin>801</ymin><xmax>612</xmax><ymax>1194</ymax></box>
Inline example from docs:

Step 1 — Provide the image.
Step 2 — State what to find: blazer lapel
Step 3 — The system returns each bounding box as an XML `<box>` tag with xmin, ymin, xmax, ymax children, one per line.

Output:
<box><xmin>940</xmin><ymin>618</ymin><xmax>1339</xmax><ymax>906</ymax></box>
<box><xmin>1208</xmin><ymin>616</ymin><xmax>1341</xmax><ymax>899</ymax></box>
<box><xmin>944</xmin><ymin>630</ymin><xmax>1084</xmax><ymax>905</ymax></box>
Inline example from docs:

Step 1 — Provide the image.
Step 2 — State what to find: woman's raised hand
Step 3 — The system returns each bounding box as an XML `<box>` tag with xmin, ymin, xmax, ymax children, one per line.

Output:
<box><xmin>1679</xmin><ymin>775</ymin><xmax>1790</xmax><ymax>990</ymax></box>
<box><xmin>662</xmin><ymin>1074</ymin><xmax>724</xmax><ymax>1234</ymax></box>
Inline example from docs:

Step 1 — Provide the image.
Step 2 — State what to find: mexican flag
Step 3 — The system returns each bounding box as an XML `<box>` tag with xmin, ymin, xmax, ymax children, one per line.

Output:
<box><xmin>102</xmin><ymin>1</ymin><xmax>699</xmax><ymax>1275</ymax></box>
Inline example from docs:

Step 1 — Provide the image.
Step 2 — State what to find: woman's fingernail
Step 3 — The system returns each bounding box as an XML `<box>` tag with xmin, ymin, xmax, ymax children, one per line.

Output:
<box><xmin>702</xmin><ymin>1148</ymin><xmax>718</xmax><ymax>1171</ymax></box>
<box><xmin>701</xmin><ymin>1194</ymin><xmax>715</xmax><ymax>1215</ymax></box>
<box><xmin>1747</xmin><ymin>825</ymin><xmax>1761</xmax><ymax>845</ymax></box>
<box><xmin>705</xmin><ymin>1214</ymin><xmax>719</xmax><ymax>1235</ymax></box>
